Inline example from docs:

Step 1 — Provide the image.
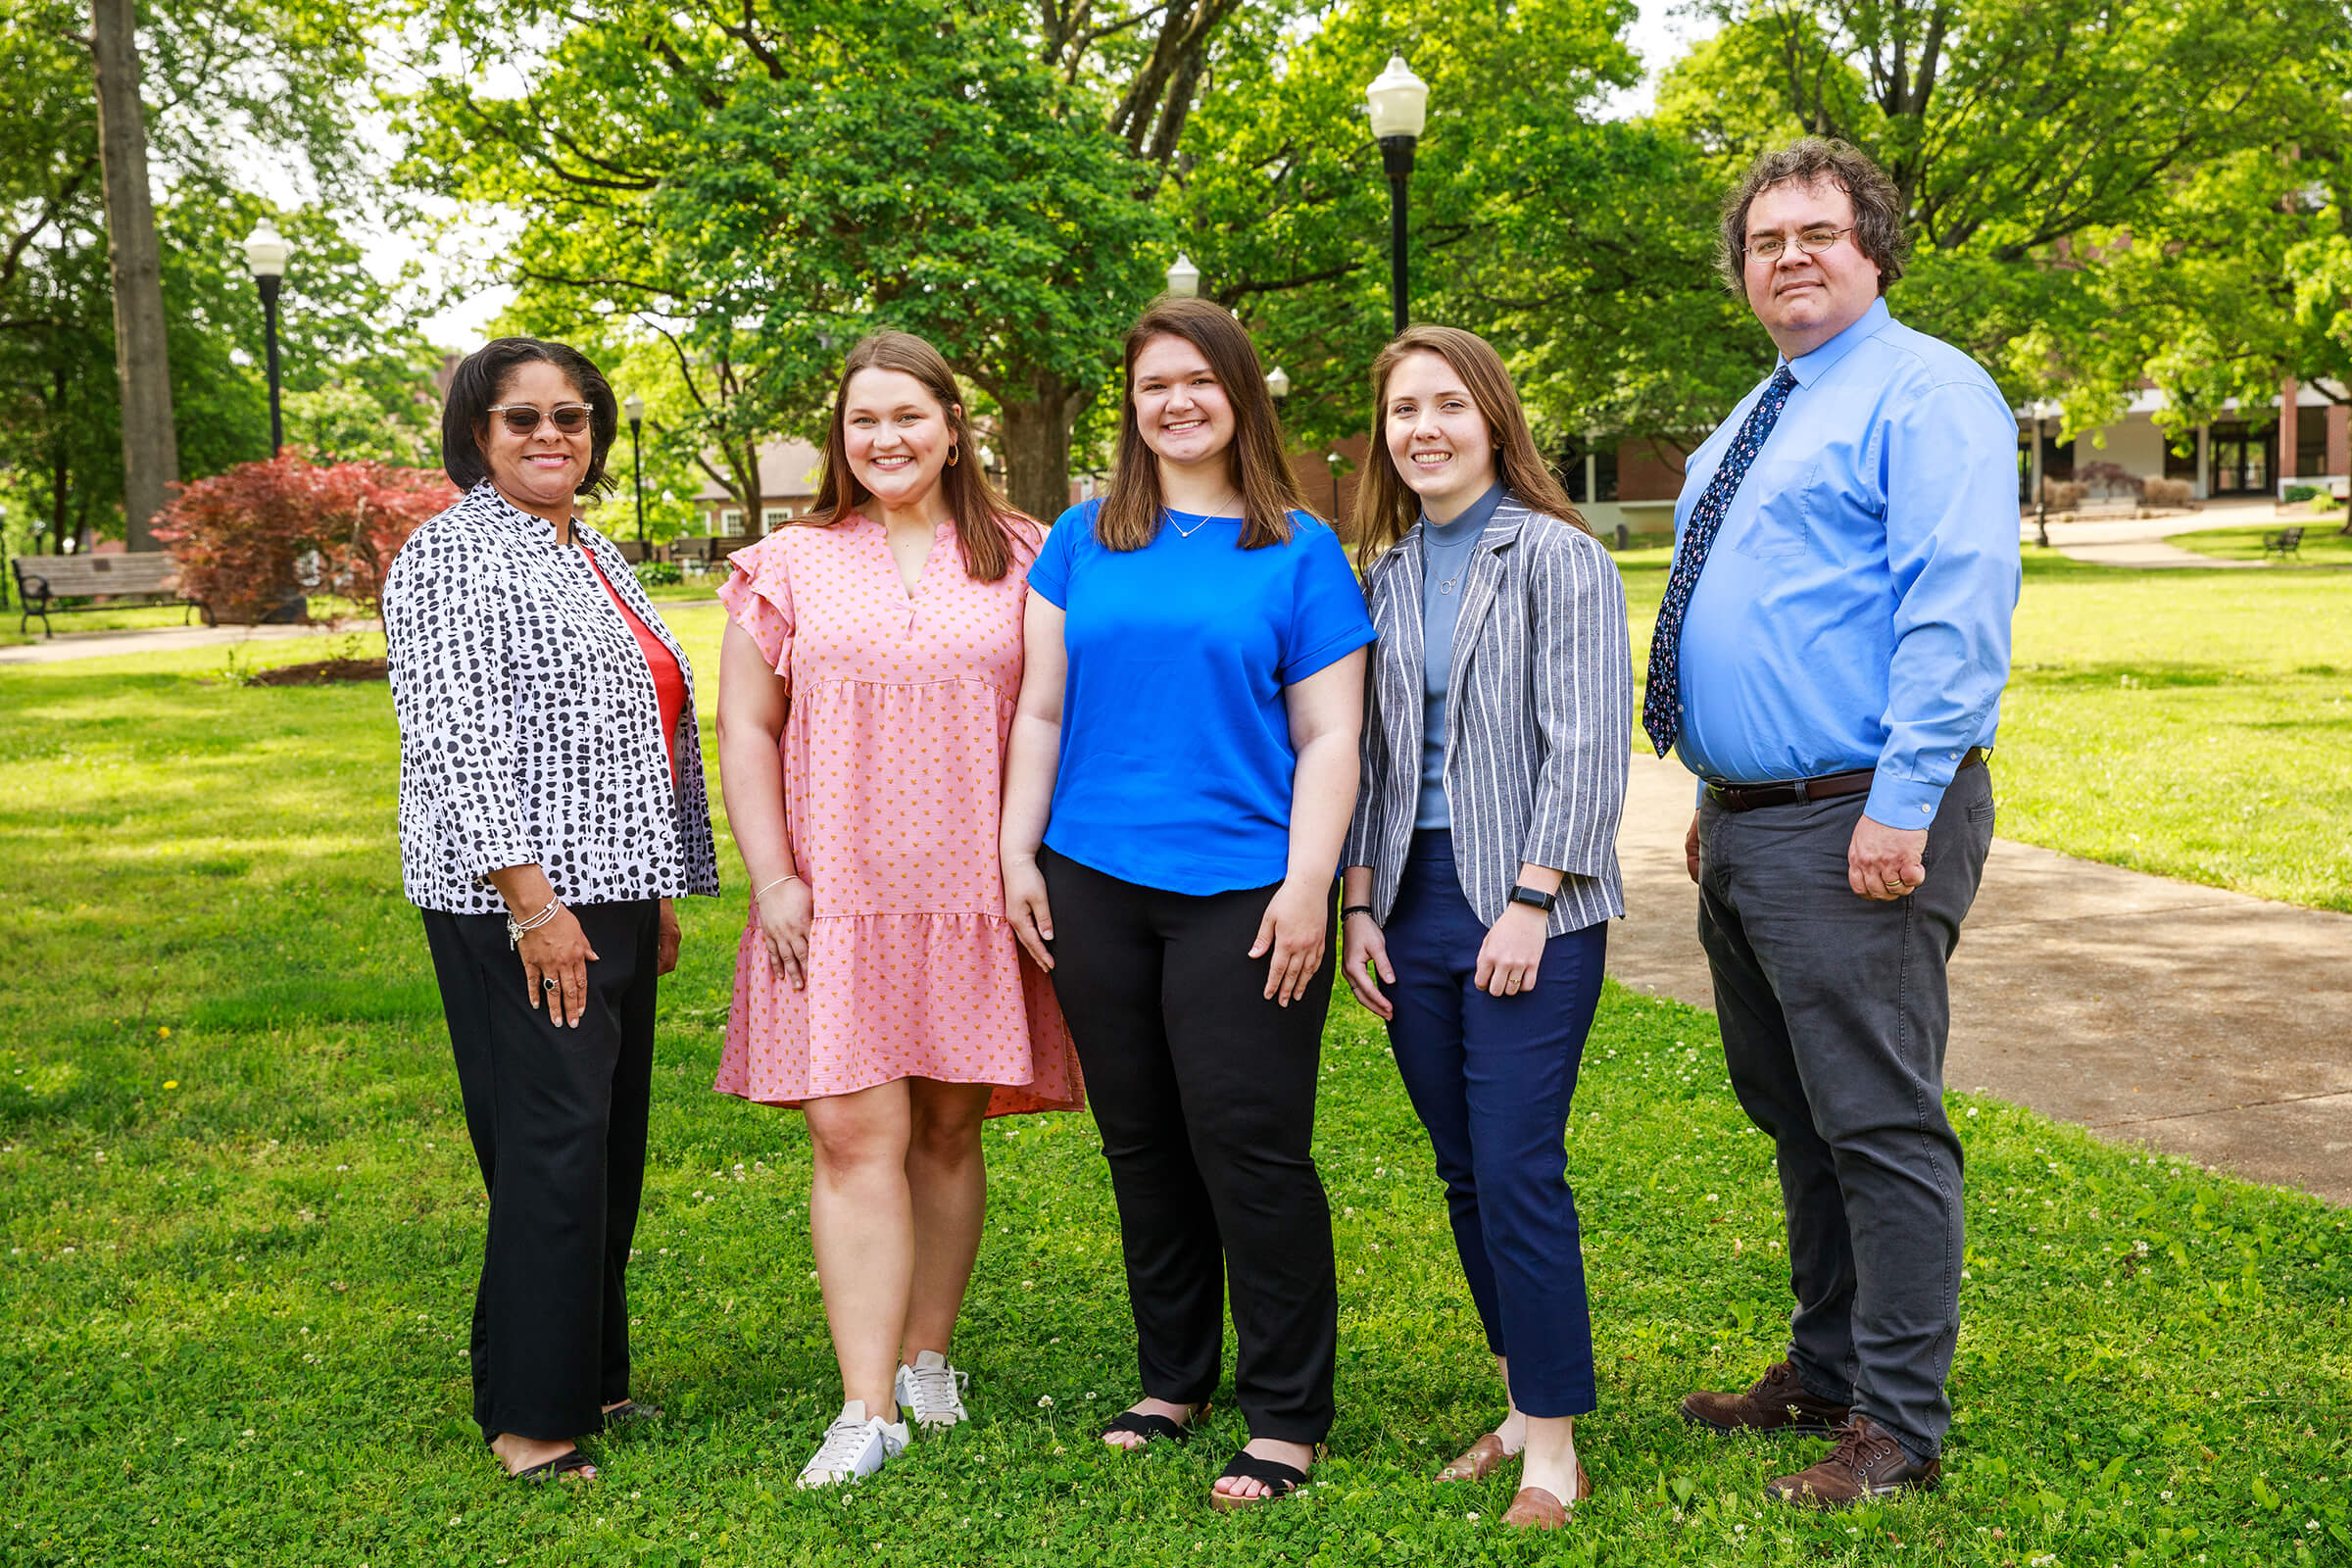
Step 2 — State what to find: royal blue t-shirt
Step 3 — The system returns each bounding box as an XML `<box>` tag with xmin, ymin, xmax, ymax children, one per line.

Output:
<box><xmin>1027</xmin><ymin>497</ymin><xmax>1375</xmax><ymax>895</ymax></box>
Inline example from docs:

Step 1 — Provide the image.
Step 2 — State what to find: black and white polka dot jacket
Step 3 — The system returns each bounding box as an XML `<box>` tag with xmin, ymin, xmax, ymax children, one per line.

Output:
<box><xmin>383</xmin><ymin>481</ymin><xmax>720</xmax><ymax>914</ymax></box>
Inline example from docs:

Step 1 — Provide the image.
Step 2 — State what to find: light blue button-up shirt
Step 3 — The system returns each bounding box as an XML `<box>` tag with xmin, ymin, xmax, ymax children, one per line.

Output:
<box><xmin>1671</xmin><ymin>297</ymin><xmax>2021</xmax><ymax>825</ymax></box>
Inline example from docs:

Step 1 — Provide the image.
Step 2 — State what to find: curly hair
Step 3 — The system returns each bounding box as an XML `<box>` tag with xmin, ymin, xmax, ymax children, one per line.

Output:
<box><xmin>1718</xmin><ymin>137</ymin><xmax>1908</xmax><ymax>301</ymax></box>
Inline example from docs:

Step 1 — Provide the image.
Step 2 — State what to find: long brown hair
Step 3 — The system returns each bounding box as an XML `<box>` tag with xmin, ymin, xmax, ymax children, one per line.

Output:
<box><xmin>1095</xmin><ymin>297</ymin><xmax>1310</xmax><ymax>553</ymax></box>
<box><xmin>1355</xmin><ymin>324</ymin><xmax>1589</xmax><ymax>568</ymax></box>
<box><xmin>802</xmin><ymin>331</ymin><xmax>1031</xmax><ymax>581</ymax></box>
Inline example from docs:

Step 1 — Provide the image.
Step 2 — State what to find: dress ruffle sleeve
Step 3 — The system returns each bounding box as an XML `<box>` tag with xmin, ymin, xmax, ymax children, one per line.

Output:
<box><xmin>716</xmin><ymin>536</ymin><xmax>795</xmax><ymax>672</ymax></box>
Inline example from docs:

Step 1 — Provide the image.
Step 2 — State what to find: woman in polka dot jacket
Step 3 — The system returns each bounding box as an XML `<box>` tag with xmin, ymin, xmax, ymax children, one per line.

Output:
<box><xmin>712</xmin><ymin>331</ymin><xmax>1081</xmax><ymax>1489</ymax></box>
<box><xmin>384</xmin><ymin>337</ymin><xmax>718</xmax><ymax>1485</ymax></box>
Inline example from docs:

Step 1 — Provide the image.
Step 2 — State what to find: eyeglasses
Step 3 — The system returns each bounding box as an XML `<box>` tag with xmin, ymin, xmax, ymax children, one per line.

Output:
<box><xmin>484</xmin><ymin>403</ymin><xmax>593</xmax><ymax>435</ymax></box>
<box><xmin>1745</xmin><ymin>225</ymin><xmax>1854</xmax><ymax>262</ymax></box>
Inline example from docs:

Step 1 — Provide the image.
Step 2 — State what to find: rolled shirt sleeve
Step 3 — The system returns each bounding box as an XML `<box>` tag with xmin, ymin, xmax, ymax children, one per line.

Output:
<box><xmin>1864</xmin><ymin>377</ymin><xmax>2022</xmax><ymax>827</ymax></box>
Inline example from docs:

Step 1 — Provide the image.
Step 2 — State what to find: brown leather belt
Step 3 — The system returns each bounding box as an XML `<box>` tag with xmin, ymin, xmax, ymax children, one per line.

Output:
<box><xmin>1706</xmin><ymin>747</ymin><xmax>1984</xmax><ymax>813</ymax></box>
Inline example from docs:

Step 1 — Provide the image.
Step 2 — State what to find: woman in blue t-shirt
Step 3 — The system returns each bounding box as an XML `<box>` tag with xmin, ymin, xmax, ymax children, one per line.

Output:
<box><xmin>1001</xmin><ymin>296</ymin><xmax>1373</xmax><ymax>1510</ymax></box>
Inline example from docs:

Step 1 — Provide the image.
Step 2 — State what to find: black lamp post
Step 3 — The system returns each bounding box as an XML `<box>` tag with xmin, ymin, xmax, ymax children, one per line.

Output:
<box><xmin>624</xmin><ymin>393</ymin><xmax>647</xmax><ymax>554</ymax></box>
<box><xmin>1326</xmin><ymin>451</ymin><xmax>1343</xmax><ymax>521</ymax></box>
<box><xmin>2033</xmin><ymin>402</ymin><xmax>2053</xmax><ymax>550</ymax></box>
<box><xmin>241</xmin><ymin>220</ymin><xmax>291</xmax><ymax>455</ymax></box>
<box><xmin>1365</xmin><ymin>57</ymin><xmax>1429</xmax><ymax>336</ymax></box>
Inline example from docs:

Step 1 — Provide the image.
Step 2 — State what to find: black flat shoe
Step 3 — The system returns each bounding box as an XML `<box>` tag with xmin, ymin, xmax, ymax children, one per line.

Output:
<box><xmin>511</xmin><ymin>1448</ymin><xmax>598</xmax><ymax>1484</ymax></box>
<box><xmin>1206</xmin><ymin>1447</ymin><xmax>1311</xmax><ymax>1511</ymax></box>
<box><xmin>1100</xmin><ymin>1399</ymin><xmax>1211</xmax><ymax>1448</ymax></box>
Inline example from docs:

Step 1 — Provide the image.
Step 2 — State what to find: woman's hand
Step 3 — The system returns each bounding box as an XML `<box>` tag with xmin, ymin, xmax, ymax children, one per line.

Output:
<box><xmin>1341</xmin><ymin>911</ymin><xmax>1396</xmax><ymax>1020</ymax></box>
<box><xmin>1473</xmin><ymin>905</ymin><xmax>1548</xmax><ymax>998</ymax></box>
<box><xmin>1004</xmin><ymin>853</ymin><xmax>1054</xmax><ymax>971</ymax></box>
<box><xmin>1250</xmin><ymin>877</ymin><xmax>1329</xmax><ymax>1007</ymax></box>
<box><xmin>756</xmin><ymin>876</ymin><xmax>814</xmax><ymax>991</ymax></box>
<box><xmin>518</xmin><ymin>905</ymin><xmax>601</xmax><ymax>1028</ymax></box>
<box><xmin>657</xmin><ymin>898</ymin><xmax>680</xmax><ymax>976</ymax></box>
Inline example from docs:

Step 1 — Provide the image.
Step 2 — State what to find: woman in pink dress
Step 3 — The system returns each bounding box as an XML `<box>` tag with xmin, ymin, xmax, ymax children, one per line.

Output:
<box><xmin>712</xmin><ymin>331</ymin><xmax>1081</xmax><ymax>1490</ymax></box>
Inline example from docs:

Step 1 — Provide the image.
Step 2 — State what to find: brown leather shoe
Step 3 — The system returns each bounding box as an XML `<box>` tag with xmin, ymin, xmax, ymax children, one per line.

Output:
<box><xmin>1680</xmin><ymin>1359</ymin><xmax>1851</xmax><ymax>1437</ymax></box>
<box><xmin>1765</xmin><ymin>1415</ymin><xmax>1940</xmax><ymax>1509</ymax></box>
<box><xmin>1437</xmin><ymin>1433</ymin><xmax>1511</xmax><ymax>1483</ymax></box>
<box><xmin>1501</xmin><ymin>1458</ymin><xmax>1592</xmax><ymax>1529</ymax></box>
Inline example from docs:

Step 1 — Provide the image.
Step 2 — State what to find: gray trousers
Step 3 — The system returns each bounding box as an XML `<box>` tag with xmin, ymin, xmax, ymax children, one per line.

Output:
<box><xmin>1695</xmin><ymin>762</ymin><xmax>1994</xmax><ymax>1463</ymax></box>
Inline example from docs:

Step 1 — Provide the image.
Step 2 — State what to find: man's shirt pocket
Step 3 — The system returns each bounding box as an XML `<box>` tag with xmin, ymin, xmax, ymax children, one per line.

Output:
<box><xmin>1732</xmin><ymin>458</ymin><xmax>1819</xmax><ymax>560</ymax></box>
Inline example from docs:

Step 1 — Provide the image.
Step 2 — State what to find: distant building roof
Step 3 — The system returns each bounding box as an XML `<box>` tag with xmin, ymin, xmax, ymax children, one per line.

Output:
<box><xmin>694</xmin><ymin>438</ymin><xmax>827</xmax><ymax>504</ymax></box>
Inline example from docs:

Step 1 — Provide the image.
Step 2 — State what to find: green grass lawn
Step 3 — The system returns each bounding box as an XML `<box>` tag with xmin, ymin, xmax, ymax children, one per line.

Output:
<box><xmin>639</xmin><ymin>579</ymin><xmax>728</xmax><ymax>604</ymax></box>
<box><xmin>1618</xmin><ymin>546</ymin><xmax>2352</xmax><ymax>912</ymax></box>
<box><xmin>2167</xmin><ymin>522</ymin><xmax>2352</xmax><ymax>567</ymax></box>
<box><xmin>3</xmin><ymin>631</ymin><xmax>2347</xmax><ymax>1566</ymax></box>
<box><xmin>0</xmin><ymin>599</ymin><xmax>206</xmax><ymax>646</ymax></box>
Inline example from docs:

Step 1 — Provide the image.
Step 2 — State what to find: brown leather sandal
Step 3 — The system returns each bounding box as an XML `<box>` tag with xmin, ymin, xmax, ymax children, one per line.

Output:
<box><xmin>1501</xmin><ymin>1457</ymin><xmax>1592</xmax><ymax>1529</ymax></box>
<box><xmin>1437</xmin><ymin>1433</ymin><xmax>1514</xmax><ymax>1483</ymax></box>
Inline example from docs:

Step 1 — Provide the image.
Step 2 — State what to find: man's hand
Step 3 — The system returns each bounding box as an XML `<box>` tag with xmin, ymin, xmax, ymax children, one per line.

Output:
<box><xmin>1849</xmin><ymin>815</ymin><xmax>1930</xmax><ymax>901</ymax></box>
<box><xmin>1685</xmin><ymin>811</ymin><xmax>1701</xmax><ymax>885</ymax></box>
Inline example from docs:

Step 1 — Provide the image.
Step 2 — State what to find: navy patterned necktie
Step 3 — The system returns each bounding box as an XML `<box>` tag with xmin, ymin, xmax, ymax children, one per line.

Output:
<box><xmin>1642</xmin><ymin>366</ymin><xmax>1800</xmax><ymax>757</ymax></box>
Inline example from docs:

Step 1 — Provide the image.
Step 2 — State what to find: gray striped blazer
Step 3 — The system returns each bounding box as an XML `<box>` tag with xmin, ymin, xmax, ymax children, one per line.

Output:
<box><xmin>1342</xmin><ymin>498</ymin><xmax>1633</xmax><ymax>936</ymax></box>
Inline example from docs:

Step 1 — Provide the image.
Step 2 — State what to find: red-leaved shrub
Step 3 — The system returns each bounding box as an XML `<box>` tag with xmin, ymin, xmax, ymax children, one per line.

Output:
<box><xmin>154</xmin><ymin>454</ymin><xmax>457</xmax><ymax>624</ymax></box>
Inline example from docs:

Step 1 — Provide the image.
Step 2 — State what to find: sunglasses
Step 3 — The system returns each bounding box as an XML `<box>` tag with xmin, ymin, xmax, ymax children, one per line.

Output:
<box><xmin>484</xmin><ymin>402</ymin><xmax>594</xmax><ymax>435</ymax></box>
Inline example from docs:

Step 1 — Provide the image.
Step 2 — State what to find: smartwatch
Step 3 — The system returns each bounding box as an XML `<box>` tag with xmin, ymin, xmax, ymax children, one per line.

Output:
<box><xmin>1508</xmin><ymin>884</ymin><xmax>1557</xmax><ymax>912</ymax></box>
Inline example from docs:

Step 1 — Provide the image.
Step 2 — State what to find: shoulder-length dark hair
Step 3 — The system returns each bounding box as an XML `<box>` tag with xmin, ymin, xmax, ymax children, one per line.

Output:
<box><xmin>1096</xmin><ymin>297</ymin><xmax>1309</xmax><ymax>553</ymax></box>
<box><xmin>1355</xmin><ymin>324</ymin><xmax>1588</xmax><ymax>568</ymax></box>
<box><xmin>440</xmin><ymin>337</ymin><xmax>619</xmax><ymax>496</ymax></box>
<box><xmin>801</xmin><ymin>332</ymin><xmax>1030</xmax><ymax>583</ymax></box>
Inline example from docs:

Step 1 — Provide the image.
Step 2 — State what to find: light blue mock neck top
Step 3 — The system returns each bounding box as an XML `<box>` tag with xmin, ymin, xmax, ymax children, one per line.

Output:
<box><xmin>1416</xmin><ymin>481</ymin><xmax>1505</xmax><ymax>829</ymax></box>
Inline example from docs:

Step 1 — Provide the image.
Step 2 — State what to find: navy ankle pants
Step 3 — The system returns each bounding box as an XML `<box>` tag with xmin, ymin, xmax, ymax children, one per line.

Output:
<box><xmin>1383</xmin><ymin>830</ymin><xmax>1604</xmax><ymax>1418</ymax></box>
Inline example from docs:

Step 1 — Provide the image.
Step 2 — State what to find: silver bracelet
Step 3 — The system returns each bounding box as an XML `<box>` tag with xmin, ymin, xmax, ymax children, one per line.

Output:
<box><xmin>754</xmin><ymin>874</ymin><xmax>804</xmax><ymax>905</ymax></box>
<box><xmin>506</xmin><ymin>896</ymin><xmax>562</xmax><ymax>950</ymax></box>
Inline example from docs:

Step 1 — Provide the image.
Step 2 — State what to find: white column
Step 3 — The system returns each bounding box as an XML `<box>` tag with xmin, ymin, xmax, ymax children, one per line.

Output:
<box><xmin>2195</xmin><ymin>425</ymin><xmax>2210</xmax><ymax>500</ymax></box>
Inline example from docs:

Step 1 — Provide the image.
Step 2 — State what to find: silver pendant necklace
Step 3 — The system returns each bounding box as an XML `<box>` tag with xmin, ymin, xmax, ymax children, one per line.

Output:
<box><xmin>1170</xmin><ymin>491</ymin><xmax>1241</xmax><ymax>538</ymax></box>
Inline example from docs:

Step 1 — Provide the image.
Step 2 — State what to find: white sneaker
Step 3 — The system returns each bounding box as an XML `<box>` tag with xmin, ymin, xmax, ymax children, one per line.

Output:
<box><xmin>794</xmin><ymin>1399</ymin><xmax>908</xmax><ymax>1489</ymax></box>
<box><xmin>896</xmin><ymin>1349</ymin><xmax>971</xmax><ymax>1429</ymax></box>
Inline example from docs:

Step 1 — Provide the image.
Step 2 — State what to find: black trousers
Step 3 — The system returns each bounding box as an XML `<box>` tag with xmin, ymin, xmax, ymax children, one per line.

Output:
<box><xmin>1040</xmin><ymin>848</ymin><xmax>1339</xmax><ymax>1444</ymax></box>
<box><xmin>421</xmin><ymin>899</ymin><xmax>661</xmax><ymax>1444</ymax></box>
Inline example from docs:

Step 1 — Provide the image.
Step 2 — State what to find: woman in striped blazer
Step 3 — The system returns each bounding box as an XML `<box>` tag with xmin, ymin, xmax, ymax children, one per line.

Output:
<box><xmin>1339</xmin><ymin>325</ymin><xmax>1632</xmax><ymax>1530</ymax></box>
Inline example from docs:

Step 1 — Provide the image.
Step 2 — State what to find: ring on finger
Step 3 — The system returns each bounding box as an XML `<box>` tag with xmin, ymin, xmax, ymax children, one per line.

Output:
<box><xmin>543</xmin><ymin>975</ymin><xmax>559</xmax><ymax>994</ymax></box>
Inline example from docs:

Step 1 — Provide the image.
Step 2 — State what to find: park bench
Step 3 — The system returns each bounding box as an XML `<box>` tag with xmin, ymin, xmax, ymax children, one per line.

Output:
<box><xmin>2261</xmin><ymin>526</ymin><xmax>2304</xmax><ymax>561</ymax></box>
<box><xmin>11</xmin><ymin>552</ymin><xmax>202</xmax><ymax>639</ymax></box>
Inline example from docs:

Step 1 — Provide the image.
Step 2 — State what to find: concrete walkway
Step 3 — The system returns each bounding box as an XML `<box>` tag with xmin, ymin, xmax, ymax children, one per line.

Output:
<box><xmin>2021</xmin><ymin>498</ymin><xmax>2271</xmax><ymax>568</ymax></box>
<box><xmin>1608</xmin><ymin>753</ymin><xmax>2352</xmax><ymax>1205</ymax></box>
<box><xmin>0</xmin><ymin>620</ymin><xmax>371</xmax><ymax>665</ymax></box>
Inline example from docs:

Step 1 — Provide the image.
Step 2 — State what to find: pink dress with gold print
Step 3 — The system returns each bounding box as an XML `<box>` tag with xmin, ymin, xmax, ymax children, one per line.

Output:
<box><xmin>712</xmin><ymin>515</ymin><xmax>1081</xmax><ymax>1116</ymax></box>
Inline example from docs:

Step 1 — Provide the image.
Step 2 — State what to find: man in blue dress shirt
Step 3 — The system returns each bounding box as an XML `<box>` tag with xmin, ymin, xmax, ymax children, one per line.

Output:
<box><xmin>1646</xmin><ymin>138</ymin><xmax>2019</xmax><ymax>1508</ymax></box>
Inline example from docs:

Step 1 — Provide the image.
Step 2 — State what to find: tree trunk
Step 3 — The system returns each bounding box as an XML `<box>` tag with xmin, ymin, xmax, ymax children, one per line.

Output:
<box><xmin>88</xmin><ymin>0</ymin><xmax>178</xmax><ymax>552</ymax></box>
<box><xmin>48</xmin><ymin>433</ymin><xmax>71</xmax><ymax>554</ymax></box>
<box><xmin>999</xmin><ymin>369</ymin><xmax>1087</xmax><ymax>525</ymax></box>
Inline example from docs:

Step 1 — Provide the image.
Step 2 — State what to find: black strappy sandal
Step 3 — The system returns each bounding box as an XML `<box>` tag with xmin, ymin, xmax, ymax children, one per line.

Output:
<box><xmin>1100</xmin><ymin>1399</ymin><xmax>1211</xmax><ymax>1448</ymax></box>
<box><xmin>602</xmin><ymin>1399</ymin><xmax>662</xmax><ymax>1428</ymax></box>
<box><xmin>511</xmin><ymin>1448</ymin><xmax>598</xmax><ymax>1484</ymax></box>
<box><xmin>1206</xmin><ymin>1447</ymin><xmax>1312</xmax><ymax>1511</ymax></box>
